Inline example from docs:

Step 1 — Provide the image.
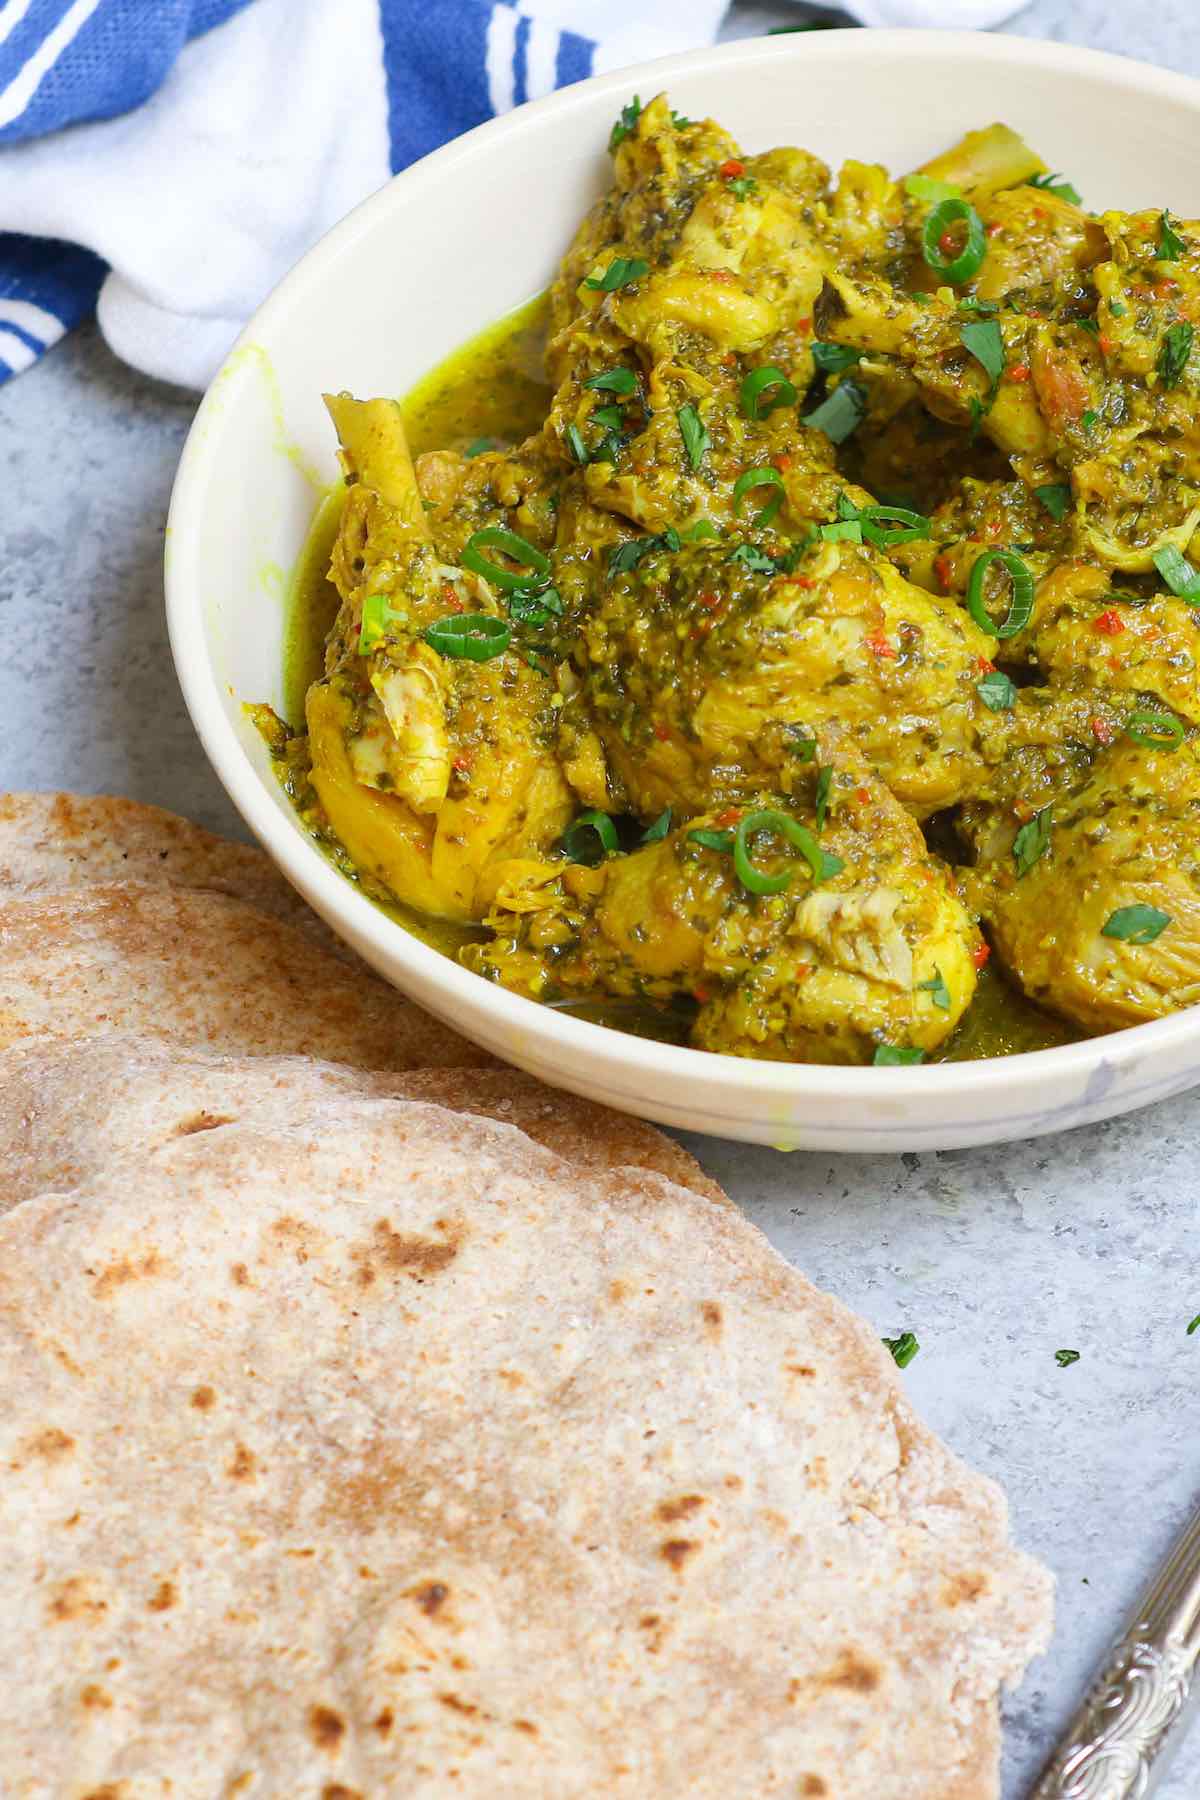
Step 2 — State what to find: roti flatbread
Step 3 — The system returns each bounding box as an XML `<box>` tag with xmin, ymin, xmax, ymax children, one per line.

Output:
<box><xmin>0</xmin><ymin>1099</ymin><xmax>1050</xmax><ymax>1798</ymax></box>
<box><xmin>0</xmin><ymin>882</ymin><xmax>490</xmax><ymax>1070</ymax></box>
<box><xmin>0</xmin><ymin>1037</ymin><xmax>725</xmax><ymax>1212</ymax></box>
<box><xmin>0</xmin><ymin>791</ymin><xmax>341</xmax><ymax>952</ymax></box>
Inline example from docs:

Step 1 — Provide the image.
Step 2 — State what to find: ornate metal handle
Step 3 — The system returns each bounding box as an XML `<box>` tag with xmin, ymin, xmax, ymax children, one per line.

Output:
<box><xmin>1032</xmin><ymin>1502</ymin><xmax>1200</xmax><ymax>1799</ymax></box>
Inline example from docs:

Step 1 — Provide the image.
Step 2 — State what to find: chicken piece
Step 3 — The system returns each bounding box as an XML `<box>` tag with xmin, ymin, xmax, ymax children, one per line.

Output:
<box><xmin>567</xmin><ymin>527</ymin><xmax>998</xmax><ymax>819</ymax></box>
<box><xmin>972</xmin><ymin>185</ymin><xmax>1106</xmax><ymax>305</ymax></box>
<box><xmin>1010</xmin><ymin>560</ymin><xmax>1200</xmax><ymax>728</ymax></box>
<box><xmin>307</xmin><ymin>394</ymin><xmax>572</xmax><ymax>921</ymax></box>
<box><xmin>466</xmin><ymin>755</ymin><xmax>980</xmax><ymax>1065</ymax></box>
<box><xmin>965</xmin><ymin>738</ymin><xmax>1200</xmax><ymax>1032</ymax></box>
<box><xmin>911</xmin><ymin>123</ymin><xmax>1046</xmax><ymax>203</ymax></box>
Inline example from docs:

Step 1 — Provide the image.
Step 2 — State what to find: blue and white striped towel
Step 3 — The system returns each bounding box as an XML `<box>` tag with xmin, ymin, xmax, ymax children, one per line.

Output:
<box><xmin>0</xmin><ymin>0</ymin><xmax>1021</xmax><ymax>393</ymax></box>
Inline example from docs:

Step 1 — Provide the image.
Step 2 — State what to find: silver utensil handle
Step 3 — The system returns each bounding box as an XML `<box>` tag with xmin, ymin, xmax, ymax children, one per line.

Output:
<box><xmin>1031</xmin><ymin>1502</ymin><xmax>1200</xmax><ymax>1799</ymax></box>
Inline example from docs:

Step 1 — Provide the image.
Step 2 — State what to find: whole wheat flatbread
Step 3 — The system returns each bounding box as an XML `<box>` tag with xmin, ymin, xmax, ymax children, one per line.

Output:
<box><xmin>0</xmin><ymin>1037</ymin><xmax>725</xmax><ymax>1211</ymax></box>
<box><xmin>0</xmin><ymin>883</ymin><xmax>490</xmax><ymax>1070</ymax></box>
<box><xmin>0</xmin><ymin>1100</ymin><xmax>1050</xmax><ymax>1799</ymax></box>
<box><xmin>0</xmin><ymin>791</ymin><xmax>342</xmax><ymax>952</ymax></box>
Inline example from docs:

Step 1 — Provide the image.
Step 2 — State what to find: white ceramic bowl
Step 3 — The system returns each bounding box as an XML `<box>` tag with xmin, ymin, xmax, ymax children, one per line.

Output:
<box><xmin>167</xmin><ymin>28</ymin><xmax>1200</xmax><ymax>1151</ymax></box>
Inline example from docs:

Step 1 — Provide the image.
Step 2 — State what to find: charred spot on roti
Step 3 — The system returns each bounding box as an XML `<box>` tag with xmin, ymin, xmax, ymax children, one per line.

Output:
<box><xmin>322</xmin><ymin>1788</ymin><xmax>363</xmax><ymax>1800</ymax></box>
<box><xmin>942</xmin><ymin>1570</ymin><xmax>991</xmax><ymax>1607</ymax></box>
<box><xmin>227</xmin><ymin>1444</ymin><xmax>258</xmax><ymax>1481</ymax></box>
<box><xmin>608</xmin><ymin>1277</ymin><xmax>631</xmax><ymax>1302</ymax></box>
<box><xmin>191</xmin><ymin>1385</ymin><xmax>216</xmax><ymax>1411</ymax></box>
<box><xmin>11</xmin><ymin>1425</ymin><xmax>74</xmax><ymax>1469</ymax></box>
<box><xmin>147</xmin><ymin>1580</ymin><xmax>177</xmax><ymax>1612</ymax></box>
<box><xmin>660</xmin><ymin>1538</ymin><xmax>699</xmax><ymax>1571</ymax></box>
<box><xmin>802</xmin><ymin>1778</ymin><xmax>829</xmax><ymax>1796</ymax></box>
<box><xmin>47</xmin><ymin>1575</ymin><xmax>108</xmax><ymax>1625</ymax></box>
<box><xmin>373</xmin><ymin>1707</ymin><xmax>394</xmax><ymax>1737</ymax></box>
<box><xmin>412</xmin><ymin>1580</ymin><xmax>449</xmax><ymax>1617</ymax></box>
<box><xmin>786</xmin><ymin>1363</ymin><xmax>817</xmax><ymax>1379</ymax></box>
<box><xmin>821</xmin><ymin>1648</ymin><xmax>882</xmax><ymax>1694</ymax></box>
<box><xmin>439</xmin><ymin>1693</ymin><xmax>478</xmax><ymax>1716</ymax></box>
<box><xmin>230</xmin><ymin>1261</ymin><xmax>251</xmax><ymax>1286</ymax></box>
<box><xmin>91</xmin><ymin>1249</ymin><xmax>165</xmax><ymax>1299</ymax></box>
<box><xmin>80</xmin><ymin>1787</ymin><xmax>128</xmax><ymax>1800</ymax></box>
<box><xmin>79</xmin><ymin>1684</ymin><xmax>113</xmax><ymax>1710</ymax></box>
<box><xmin>174</xmin><ymin>1111</ymin><xmax>234</xmax><ymax>1136</ymax></box>
<box><xmin>513</xmin><ymin>1719</ymin><xmax>539</xmax><ymax>1735</ymax></box>
<box><xmin>307</xmin><ymin>1704</ymin><xmax>346</xmax><ymax>1751</ymax></box>
<box><xmin>657</xmin><ymin>1494</ymin><xmax>706</xmax><ymax>1523</ymax></box>
<box><xmin>700</xmin><ymin>1300</ymin><xmax>722</xmax><ymax>1336</ymax></box>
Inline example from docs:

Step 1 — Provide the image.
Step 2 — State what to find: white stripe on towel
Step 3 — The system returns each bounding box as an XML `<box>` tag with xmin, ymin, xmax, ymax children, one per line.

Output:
<box><xmin>0</xmin><ymin>328</ymin><xmax>39</xmax><ymax>373</ymax></box>
<box><xmin>0</xmin><ymin>297</ymin><xmax>64</xmax><ymax>344</ymax></box>
<box><xmin>485</xmin><ymin>3</ymin><xmax>519</xmax><ymax>116</ymax></box>
<box><xmin>0</xmin><ymin>0</ymin><xmax>106</xmax><ymax>131</ymax></box>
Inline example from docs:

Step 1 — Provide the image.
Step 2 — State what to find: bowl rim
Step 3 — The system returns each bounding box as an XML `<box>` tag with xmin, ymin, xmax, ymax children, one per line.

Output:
<box><xmin>166</xmin><ymin>26</ymin><xmax>1200</xmax><ymax>1110</ymax></box>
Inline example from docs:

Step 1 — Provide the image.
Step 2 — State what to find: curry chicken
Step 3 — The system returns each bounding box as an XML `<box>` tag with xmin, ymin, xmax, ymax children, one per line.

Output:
<box><xmin>283</xmin><ymin>95</ymin><xmax>1200</xmax><ymax>1066</ymax></box>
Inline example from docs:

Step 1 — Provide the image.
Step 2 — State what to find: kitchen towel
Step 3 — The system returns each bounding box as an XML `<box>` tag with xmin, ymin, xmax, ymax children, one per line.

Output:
<box><xmin>0</xmin><ymin>0</ymin><xmax>1023</xmax><ymax>392</ymax></box>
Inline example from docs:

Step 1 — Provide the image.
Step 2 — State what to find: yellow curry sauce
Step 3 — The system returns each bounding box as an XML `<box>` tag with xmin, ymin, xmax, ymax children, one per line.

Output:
<box><xmin>283</xmin><ymin>293</ymin><xmax>1073</xmax><ymax>1060</ymax></box>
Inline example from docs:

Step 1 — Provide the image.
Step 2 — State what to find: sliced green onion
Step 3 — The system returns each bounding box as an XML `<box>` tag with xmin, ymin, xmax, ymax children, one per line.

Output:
<box><xmin>839</xmin><ymin>497</ymin><xmax>931</xmax><ymax>547</ymax></box>
<box><xmin>1186</xmin><ymin>1314</ymin><xmax>1200</xmax><ymax>1335</ymax></box>
<box><xmin>464</xmin><ymin>436</ymin><xmax>498</xmax><ymax>458</ymax></box>
<box><xmin>591</xmin><ymin>403</ymin><xmax>625</xmax><ymax>433</ymax></box>
<box><xmin>733</xmin><ymin>465</ymin><xmax>786</xmax><ymax>529</ymax></box>
<box><xmin>922</xmin><ymin>197</ymin><xmax>986</xmax><ymax>284</ymax></box>
<box><xmin>874</xmin><ymin>1045</ymin><xmax>925</xmax><ymax>1067</ymax></box>
<box><xmin>1158</xmin><ymin>321</ymin><xmax>1193</xmax><ymax>389</ymax></box>
<box><xmin>688</xmin><ymin>827</ymin><xmax>736</xmax><ymax>853</ymax></box>
<box><xmin>584</xmin><ymin>366</ymin><xmax>638</xmax><ymax>396</ymax></box>
<box><xmin>811</xmin><ymin>341</ymin><xmax>861</xmax><ymax>374</ymax></box>
<box><xmin>1054</xmin><ymin>1348</ymin><xmax>1081</xmax><ymax>1368</ymax></box>
<box><xmin>583</xmin><ymin>255</ymin><xmax>649</xmax><ymax>292</ymax></box>
<box><xmin>1126</xmin><ymin>709</ymin><xmax>1184</xmax><ymax>750</ymax></box>
<box><xmin>1102</xmin><ymin>903</ymin><xmax>1171</xmax><ymax>943</ymax></box>
<box><xmin>641</xmin><ymin>808</ymin><xmax>672</xmax><ymax>843</ymax></box>
<box><xmin>1034</xmin><ymin>483</ymin><xmax>1072</xmax><ymax>522</ymax></box>
<box><xmin>917</xmin><ymin>966</ymin><xmax>951</xmax><ymax>1010</ymax></box>
<box><xmin>358</xmin><ymin>592</ymin><xmax>399</xmax><ymax>656</ymax></box>
<box><xmin>565</xmin><ymin>423</ymin><xmax>589</xmax><ymax>465</ymax></box>
<box><xmin>740</xmin><ymin>364</ymin><xmax>797</xmax><ymax>420</ymax></box>
<box><xmin>904</xmin><ymin>173</ymin><xmax>961</xmax><ymax>205</ymax></box>
<box><xmin>1081</xmin><ymin>409</ymin><xmax>1100</xmax><ymax>433</ymax></box>
<box><xmin>967</xmin><ymin>548</ymin><xmax>1034</xmax><ymax>638</ymax></box>
<box><xmin>976</xmin><ymin>669</ymin><xmax>1016</xmax><ymax>712</ymax></box>
<box><xmin>562</xmin><ymin>809</ymin><xmax>619</xmax><ymax>865</ymax></box>
<box><xmin>804</xmin><ymin>378</ymin><xmax>866</xmax><ymax>445</ymax></box>
<box><xmin>424</xmin><ymin>614</ymin><xmax>512</xmax><ymax>661</ymax></box>
<box><xmin>608</xmin><ymin>97</ymin><xmax>641</xmax><ymax>152</ymax></box>
<box><xmin>677</xmin><ymin>403</ymin><xmax>710</xmax><ymax>470</ymax></box>
<box><xmin>1013</xmin><ymin>804</ymin><xmax>1053</xmax><ymax>877</ymax></box>
<box><xmin>961</xmin><ymin>318</ymin><xmax>1005</xmax><ymax>388</ymax></box>
<box><xmin>1157</xmin><ymin>210</ymin><xmax>1187</xmax><ymax>260</ymax></box>
<box><xmin>819</xmin><ymin>520</ymin><xmax>862</xmax><ymax>544</ymax></box>
<box><xmin>883</xmin><ymin>1331</ymin><xmax>920</xmax><ymax>1367</ymax></box>
<box><xmin>958</xmin><ymin>297</ymin><xmax>998</xmax><ymax>316</ymax></box>
<box><xmin>733</xmin><ymin>807</ymin><xmax>837</xmax><ymax>896</ymax></box>
<box><xmin>683</xmin><ymin>519</ymin><xmax>719</xmax><ymax>542</ymax></box>
<box><xmin>462</xmin><ymin>526</ymin><xmax>553</xmax><ymax>592</ymax></box>
<box><xmin>1028</xmin><ymin>171</ymin><xmax>1082</xmax><ymax>205</ymax></box>
<box><xmin>1153</xmin><ymin>543</ymin><xmax>1200</xmax><ymax>602</ymax></box>
<box><xmin>785</xmin><ymin>725</ymin><xmax>817</xmax><ymax>762</ymax></box>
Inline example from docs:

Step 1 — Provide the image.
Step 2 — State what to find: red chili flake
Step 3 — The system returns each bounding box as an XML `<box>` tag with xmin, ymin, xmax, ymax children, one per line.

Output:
<box><xmin>986</xmin><ymin>221</ymin><xmax>1004</xmax><ymax>238</ymax></box>
<box><xmin>865</xmin><ymin>629</ymin><xmax>897</xmax><ymax>659</ymax></box>
<box><xmin>653</xmin><ymin>721</ymin><xmax>671</xmax><ymax>741</ymax></box>
<box><xmin>934</xmin><ymin>553</ymin><xmax>954</xmax><ymax>592</ymax></box>
<box><xmin>977</xmin><ymin>656</ymin><xmax>996</xmax><ymax>673</ymax></box>
<box><xmin>793</xmin><ymin>963</ymin><xmax>811</xmax><ymax>979</ymax></box>
<box><xmin>1032</xmin><ymin>205</ymin><xmax>1048</xmax><ymax>223</ymax></box>
<box><xmin>698</xmin><ymin>590</ymin><xmax>723</xmax><ymax>610</ymax></box>
<box><xmin>796</xmin><ymin>316</ymin><xmax>812</xmax><ymax>336</ymax></box>
<box><xmin>719</xmin><ymin>158</ymin><xmax>745</xmax><ymax>179</ymax></box>
<box><xmin>773</xmin><ymin>454</ymin><xmax>793</xmax><ymax>471</ymax></box>
<box><xmin>1091</xmin><ymin>715</ymin><xmax>1116</xmax><ymax>745</ymax></box>
<box><xmin>1007</xmin><ymin>363</ymin><xmax>1031</xmax><ymax>383</ymax></box>
<box><xmin>714</xmin><ymin>807</ymin><xmax>743</xmax><ymax>827</ymax></box>
<box><xmin>783</xmin><ymin>574</ymin><xmax>816</xmax><ymax>589</ymax></box>
<box><xmin>692</xmin><ymin>985</ymin><xmax>712</xmax><ymax>1005</ymax></box>
<box><xmin>1155</xmin><ymin>278</ymin><xmax>1179</xmax><ymax>296</ymax></box>
<box><xmin>1013</xmin><ymin>799</ymin><xmax>1034</xmax><ymax>823</ymax></box>
<box><xmin>972</xmin><ymin>941</ymin><xmax>992</xmax><ymax>971</ymax></box>
<box><xmin>1098</xmin><ymin>333</ymin><xmax>1116</xmax><ymax>355</ymax></box>
<box><xmin>708</xmin><ymin>267</ymin><xmax>735</xmax><ymax>284</ymax></box>
<box><xmin>721</xmin><ymin>350</ymin><xmax>738</xmax><ymax>367</ymax></box>
<box><xmin>441</xmin><ymin>583</ymin><xmax>465</xmax><ymax>612</ymax></box>
<box><xmin>452</xmin><ymin>754</ymin><xmax>471</xmax><ymax>774</ymax></box>
<box><xmin>855</xmin><ymin>785</ymin><xmax>871</xmax><ymax>804</ymax></box>
<box><xmin>937</xmin><ymin>228</ymin><xmax>960</xmax><ymax>257</ymax></box>
<box><xmin>1094</xmin><ymin>609</ymin><xmax>1125</xmax><ymax>636</ymax></box>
